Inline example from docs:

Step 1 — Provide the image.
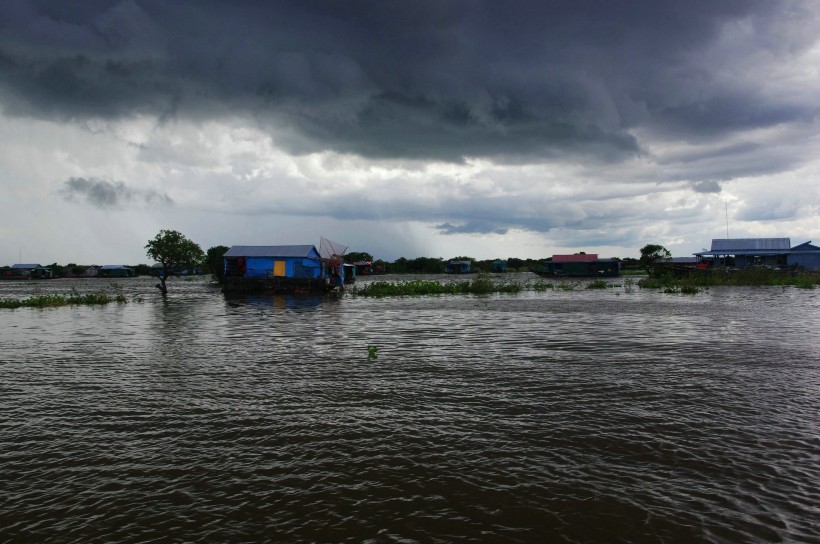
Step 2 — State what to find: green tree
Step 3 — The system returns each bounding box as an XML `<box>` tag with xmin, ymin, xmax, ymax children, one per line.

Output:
<box><xmin>639</xmin><ymin>244</ymin><xmax>671</xmax><ymax>275</ymax></box>
<box><xmin>47</xmin><ymin>262</ymin><xmax>65</xmax><ymax>277</ymax></box>
<box><xmin>145</xmin><ymin>230</ymin><xmax>205</xmax><ymax>294</ymax></box>
<box><xmin>206</xmin><ymin>245</ymin><xmax>230</xmax><ymax>283</ymax></box>
<box><xmin>133</xmin><ymin>264</ymin><xmax>152</xmax><ymax>276</ymax></box>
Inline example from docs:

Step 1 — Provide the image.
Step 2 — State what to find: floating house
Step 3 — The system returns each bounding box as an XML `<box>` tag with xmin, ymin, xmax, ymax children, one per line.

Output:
<box><xmin>98</xmin><ymin>265</ymin><xmax>135</xmax><ymax>278</ymax></box>
<box><xmin>695</xmin><ymin>238</ymin><xmax>790</xmax><ymax>268</ymax></box>
<box><xmin>353</xmin><ymin>261</ymin><xmax>387</xmax><ymax>275</ymax></box>
<box><xmin>222</xmin><ymin>239</ymin><xmax>349</xmax><ymax>293</ymax></box>
<box><xmin>787</xmin><ymin>241</ymin><xmax>820</xmax><ymax>270</ymax></box>
<box><xmin>694</xmin><ymin>238</ymin><xmax>820</xmax><ymax>270</ymax></box>
<box><xmin>2</xmin><ymin>264</ymin><xmax>53</xmax><ymax>279</ymax></box>
<box><xmin>445</xmin><ymin>259</ymin><xmax>474</xmax><ymax>274</ymax></box>
<box><xmin>535</xmin><ymin>254</ymin><xmax>620</xmax><ymax>277</ymax></box>
<box><xmin>491</xmin><ymin>259</ymin><xmax>508</xmax><ymax>273</ymax></box>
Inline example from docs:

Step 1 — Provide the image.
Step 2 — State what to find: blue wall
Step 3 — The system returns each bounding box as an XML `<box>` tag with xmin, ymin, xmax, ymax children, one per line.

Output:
<box><xmin>243</xmin><ymin>257</ymin><xmax>324</xmax><ymax>279</ymax></box>
<box><xmin>790</xmin><ymin>253</ymin><xmax>820</xmax><ymax>271</ymax></box>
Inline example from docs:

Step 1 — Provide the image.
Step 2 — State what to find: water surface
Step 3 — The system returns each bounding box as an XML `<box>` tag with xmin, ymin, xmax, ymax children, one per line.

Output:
<box><xmin>1</xmin><ymin>275</ymin><xmax>818</xmax><ymax>542</ymax></box>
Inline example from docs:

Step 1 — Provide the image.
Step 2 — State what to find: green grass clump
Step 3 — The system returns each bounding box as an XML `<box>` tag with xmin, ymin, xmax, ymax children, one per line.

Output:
<box><xmin>639</xmin><ymin>269</ymin><xmax>820</xmax><ymax>293</ymax></box>
<box><xmin>586</xmin><ymin>280</ymin><xmax>609</xmax><ymax>289</ymax></box>
<box><xmin>530</xmin><ymin>280</ymin><xmax>554</xmax><ymax>291</ymax></box>
<box><xmin>0</xmin><ymin>291</ymin><xmax>131</xmax><ymax>309</ymax></box>
<box><xmin>350</xmin><ymin>275</ymin><xmax>522</xmax><ymax>297</ymax></box>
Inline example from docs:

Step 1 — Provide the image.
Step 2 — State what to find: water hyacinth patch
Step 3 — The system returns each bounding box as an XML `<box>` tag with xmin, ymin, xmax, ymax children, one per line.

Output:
<box><xmin>0</xmin><ymin>291</ymin><xmax>132</xmax><ymax>309</ymax></box>
<box><xmin>349</xmin><ymin>275</ymin><xmax>523</xmax><ymax>297</ymax></box>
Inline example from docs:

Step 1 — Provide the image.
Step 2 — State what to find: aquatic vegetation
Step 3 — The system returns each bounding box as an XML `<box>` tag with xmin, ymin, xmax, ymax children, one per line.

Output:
<box><xmin>350</xmin><ymin>274</ymin><xmax>522</xmax><ymax>297</ymax></box>
<box><xmin>0</xmin><ymin>291</ymin><xmax>134</xmax><ymax>309</ymax></box>
<box><xmin>638</xmin><ymin>269</ymin><xmax>820</xmax><ymax>292</ymax></box>
<box><xmin>345</xmin><ymin>269</ymin><xmax>820</xmax><ymax>298</ymax></box>
<box><xmin>530</xmin><ymin>280</ymin><xmax>554</xmax><ymax>291</ymax></box>
<box><xmin>367</xmin><ymin>345</ymin><xmax>379</xmax><ymax>359</ymax></box>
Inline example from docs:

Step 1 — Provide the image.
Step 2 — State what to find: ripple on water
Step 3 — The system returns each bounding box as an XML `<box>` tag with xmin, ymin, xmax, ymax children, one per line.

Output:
<box><xmin>1</xmin><ymin>277</ymin><xmax>819</xmax><ymax>542</ymax></box>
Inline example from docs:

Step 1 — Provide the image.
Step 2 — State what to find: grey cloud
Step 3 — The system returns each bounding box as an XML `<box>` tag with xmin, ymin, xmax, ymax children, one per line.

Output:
<box><xmin>1</xmin><ymin>0</ymin><xmax>814</xmax><ymax>166</ymax></box>
<box><xmin>692</xmin><ymin>180</ymin><xmax>722</xmax><ymax>193</ymax></box>
<box><xmin>60</xmin><ymin>176</ymin><xmax>172</xmax><ymax>208</ymax></box>
<box><xmin>735</xmin><ymin>198</ymin><xmax>801</xmax><ymax>222</ymax></box>
<box><xmin>436</xmin><ymin>222</ymin><xmax>509</xmax><ymax>236</ymax></box>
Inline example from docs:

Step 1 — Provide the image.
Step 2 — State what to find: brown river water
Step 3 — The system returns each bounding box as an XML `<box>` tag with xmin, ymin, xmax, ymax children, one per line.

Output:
<box><xmin>1</xmin><ymin>274</ymin><xmax>818</xmax><ymax>543</ymax></box>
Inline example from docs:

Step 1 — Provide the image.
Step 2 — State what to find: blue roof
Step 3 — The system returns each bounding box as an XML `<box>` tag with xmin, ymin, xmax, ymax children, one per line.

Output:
<box><xmin>790</xmin><ymin>241</ymin><xmax>818</xmax><ymax>252</ymax></box>
<box><xmin>12</xmin><ymin>263</ymin><xmax>43</xmax><ymax>269</ymax></box>
<box><xmin>696</xmin><ymin>238</ymin><xmax>792</xmax><ymax>256</ymax></box>
<box><xmin>710</xmin><ymin>238</ymin><xmax>790</xmax><ymax>251</ymax></box>
<box><xmin>100</xmin><ymin>265</ymin><xmax>131</xmax><ymax>270</ymax></box>
<box><xmin>224</xmin><ymin>245</ymin><xmax>319</xmax><ymax>258</ymax></box>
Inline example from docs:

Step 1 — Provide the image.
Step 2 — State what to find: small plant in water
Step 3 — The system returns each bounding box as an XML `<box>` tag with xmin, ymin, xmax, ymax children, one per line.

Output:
<box><xmin>367</xmin><ymin>345</ymin><xmax>379</xmax><ymax>359</ymax></box>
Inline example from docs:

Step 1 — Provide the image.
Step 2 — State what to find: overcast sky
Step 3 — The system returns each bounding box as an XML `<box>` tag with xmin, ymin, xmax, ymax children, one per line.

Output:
<box><xmin>1</xmin><ymin>0</ymin><xmax>818</xmax><ymax>265</ymax></box>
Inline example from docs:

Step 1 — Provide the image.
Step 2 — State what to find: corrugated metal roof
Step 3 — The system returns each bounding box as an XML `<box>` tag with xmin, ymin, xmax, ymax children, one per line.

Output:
<box><xmin>11</xmin><ymin>263</ymin><xmax>42</xmax><ymax>268</ymax></box>
<box><xmin>224</xmin><ymin>245</ymin><xmax>318</xmax><ymax>258</ymax></box>
<box><xmin>710</xmin><ymin>238</ymin><xmax>790</xmax><ymax>251</ymax></box>
<box><xmin>100</xmin><ymin>265</ymin><xmax>131</xmax><ymax>270</ymax></box>
<box><xmin>552</xmin><ymin>254</ymin><xmax>598</xmax><ymax>263</ymax></box>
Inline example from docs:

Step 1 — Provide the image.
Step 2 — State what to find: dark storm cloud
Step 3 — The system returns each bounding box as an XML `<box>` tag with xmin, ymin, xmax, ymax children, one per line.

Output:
<box><xmin>60</xmin><ymin>176</ymin><xmax>172</xmax><ymax>208</ymax></box>
<box><xmin>692</xmin><ymin>180</ymin><xmax>722</xmax><ymax>194</ymax></box>
<box><xmin>0</xmin><ymin>0</ymin><xmax>815</xmax><ymax>163</ymax></box>
<box><xmin>436</xmin><ymin>221</ymin><xmax>509</xmax><ymax>236</ymax></box>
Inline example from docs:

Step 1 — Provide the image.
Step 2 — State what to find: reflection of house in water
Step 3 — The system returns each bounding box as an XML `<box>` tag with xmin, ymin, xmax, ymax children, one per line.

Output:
<box><xmin>3</xmin><ymin>264</ymin><xmax>53</xmax><ymax>279</ymax></box>
<box><xmin>694</xmin><ymin>238</ymin><xmax>820</xmax><ymax>270</ymax></box>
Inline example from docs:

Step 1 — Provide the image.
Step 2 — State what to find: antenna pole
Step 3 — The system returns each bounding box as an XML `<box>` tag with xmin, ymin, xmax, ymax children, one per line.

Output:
<box><xmin>725</xmin><ymin>202</ymin><xmax>729</xmax><ymax>238</ymax></box>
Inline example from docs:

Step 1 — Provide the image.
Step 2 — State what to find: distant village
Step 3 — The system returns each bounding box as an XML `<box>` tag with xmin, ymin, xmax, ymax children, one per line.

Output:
<box><xmin>3</xmin><ymin>237</ymin><xmax>818</xmax><ymax>283</ymax></box>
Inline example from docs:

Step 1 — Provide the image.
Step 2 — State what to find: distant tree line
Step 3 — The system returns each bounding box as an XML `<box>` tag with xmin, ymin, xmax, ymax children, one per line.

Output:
<box><xmin>14</xmin><ymin>231</ymin><xmax>662</xmax><ymax>295</ymax></box>
<box><xmin>17</xmin><ymin>251</ymin><xmax>644</xmax><ymax>279</ymax></box>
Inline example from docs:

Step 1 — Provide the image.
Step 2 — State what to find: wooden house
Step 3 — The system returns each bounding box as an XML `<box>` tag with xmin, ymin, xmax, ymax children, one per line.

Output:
<box><xmin>491</xmin><ymin>259</ymin><xmax>507</xmax><ymax>272</ymax></box>
<box><xmin>445</xmin><ymin>260</ymin><xmax>474</xmax><ymax>274</ymax></box>
<box><xmin>5</xmin><ymin>264</ymin><xmax>52</xmax><ymax>279</ymax></box>
<box><xmin>98</xmin><ymin>265</ymin><xmax>135</xmax><ymax>278</ymax></box>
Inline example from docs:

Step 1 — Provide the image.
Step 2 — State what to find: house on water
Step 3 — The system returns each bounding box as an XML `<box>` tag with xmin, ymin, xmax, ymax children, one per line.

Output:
<box><xmin>445</xmin><ymin>259</ymin><xmax>474</xmax><ymax>274</ymax></box>
<box><xmin>535</xmin><ymin>254</ymin><xmax>620</xmax><ymax>277</ymax></box>
<box><xmin>694</xmin><ymin>238</ymin><xmax>820</xmax><ymax>270</ymax></box>
<box><xmin>787</xmin><ymin>241</ymin><xmax>820</xmax><ymax>270</ymax></box>
<box><xmin>3</xmin><ymin>264</ymin><xmax>53</xmax><ymax>279</ymax></box>
<box><xmin>222</xmin><ymin>240</ymin><xmax>350</xmax><ymax>293</ymax></box>
<box><xmin>98</xmin><ymin>265</ymin><xmax>135</xmax><ymax>278</ymax></box>
<box><xmin>491</xmin><ymin>259</ymin><xmax>508</xmax><ymax>273</ymax></box>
